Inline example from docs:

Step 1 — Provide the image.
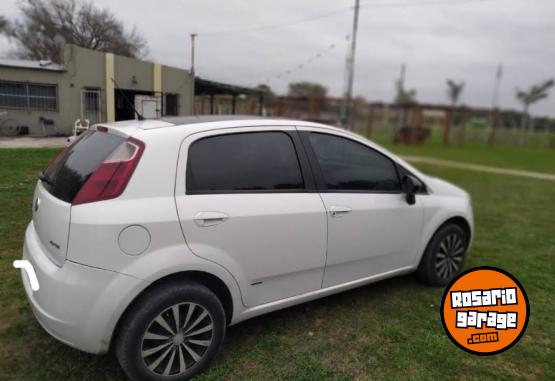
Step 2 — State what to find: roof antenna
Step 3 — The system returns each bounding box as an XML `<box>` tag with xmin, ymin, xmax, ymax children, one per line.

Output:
<box><xmin>110</xmin><ymin>77</ymin><xmax>145</xmax><ymax>120</ymax></box>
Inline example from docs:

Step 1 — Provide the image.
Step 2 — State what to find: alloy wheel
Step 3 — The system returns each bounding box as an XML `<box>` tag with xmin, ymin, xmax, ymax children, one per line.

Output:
<box><xmin>141</xmin><ymin>302</ymin><xmax>213</xmax><ymax>376</ymax></box>
<box><xmin>435</xmin><ymin>233</ymin><xmax>465</xmax><ymax>279</ymax></box>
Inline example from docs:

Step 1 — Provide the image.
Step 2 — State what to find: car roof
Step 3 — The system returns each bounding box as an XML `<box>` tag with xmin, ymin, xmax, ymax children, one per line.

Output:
<box><xmin>158</xmin><ymin>115</ymin><xmax>269</xmax><ymax>126</ymax></box>
<box><xmin>97</xmin><ymin>115</ymin><xmax>428</xmax><ymax>181</ymax></box>
<box><xmin>99</xmin><ymin>115</ymin><xmax>340</xmax><ymax>134</ymax></box>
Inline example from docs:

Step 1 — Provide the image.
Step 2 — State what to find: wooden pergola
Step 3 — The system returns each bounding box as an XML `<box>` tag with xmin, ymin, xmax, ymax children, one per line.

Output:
<box><xmin>194</xmin><ymin>78</ymin><xmax>264</xmax><ymax>115</ymax></box>
<box><xmin>367</xmin><ymin>102</ymin><xmax>499</xmax><ymax>145</ymax></box>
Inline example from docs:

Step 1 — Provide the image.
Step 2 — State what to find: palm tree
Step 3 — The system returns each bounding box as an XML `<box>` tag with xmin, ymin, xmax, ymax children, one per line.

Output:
<box><xmin>394</xmin><ymin>79</ymin><xmax>417</xmax><ymax>105</ymax></box>
<box><xmin>446</xmin><ymin>80</ymin><xmax>465</xmax><ymax>106</ymax></box>
<box><xmin>445</xmin><ymin>80</ymin><xmax>465</xmax><ymax>144</ymax></box>
<box><xmin>516</xmin><ymin>79</ymin><xmax>554</xmax><ymax>144</ymax></box>
<box><xmin>394</xmin><ymin>78</ymin><xmax>417</xmax><ymax>130</ymax></box>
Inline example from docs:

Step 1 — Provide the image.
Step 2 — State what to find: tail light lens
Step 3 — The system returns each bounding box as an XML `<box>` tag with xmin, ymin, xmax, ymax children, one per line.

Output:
<box><xmin>72</xmin><ymin>137</ymin><xmax>145</xmax><ymax>205</ymax></box>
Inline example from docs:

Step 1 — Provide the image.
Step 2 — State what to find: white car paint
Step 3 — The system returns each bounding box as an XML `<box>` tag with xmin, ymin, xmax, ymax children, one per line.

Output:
<box><xmin>19</xmin><ymin>117</ymin><xmax>473</xmax><ymax>355</ymax></box>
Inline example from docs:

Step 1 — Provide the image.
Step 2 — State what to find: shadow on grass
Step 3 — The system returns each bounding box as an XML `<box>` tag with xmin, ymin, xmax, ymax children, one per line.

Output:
<box><xmin>2</xmin><ymin>273</ymin><xmax>427</xmax><ymax>381</ymax></box>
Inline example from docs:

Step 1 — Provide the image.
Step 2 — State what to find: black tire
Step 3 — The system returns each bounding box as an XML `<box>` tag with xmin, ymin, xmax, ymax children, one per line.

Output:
<box><xmin>416</xmin><ymin>223</ymin><xmax>468</xmax><ymax>286</ymax></box>
<box><xmin>115</xmin><ymin>281</ymin><xmax>226</xmax><ymax>381</ymax></box>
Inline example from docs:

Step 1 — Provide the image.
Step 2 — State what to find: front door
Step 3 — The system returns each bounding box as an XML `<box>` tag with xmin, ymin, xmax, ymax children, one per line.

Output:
<box><xmin>301</xmin><ymin>130</ymin><xmax>423</xmax><ymax>288</ymax></box>
<box><xmin>175</xmin><ymin>128</ymin><xmax>327</xmax><ymax>307</ymax></box>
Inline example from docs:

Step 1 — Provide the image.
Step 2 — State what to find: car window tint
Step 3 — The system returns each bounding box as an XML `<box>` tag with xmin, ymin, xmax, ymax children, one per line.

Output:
<box><xmin>308</xmin><ymin>133</ymin><xmax>400</xmax><ymax>191</ymax></box>
<box><xmin>44</xmin><ymin>130</ymin><xmax>125</xmax><ymax>202</ymax></box>
<box><xmin>187</xmin><ymin>132</ymin><xmax>304</xmax><ymax>192</ymax></box>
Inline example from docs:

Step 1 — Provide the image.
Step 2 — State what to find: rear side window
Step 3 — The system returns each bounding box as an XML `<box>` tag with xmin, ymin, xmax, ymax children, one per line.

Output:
<box><xmin>44</xmin><ymin>131</ymin><xmax>125</xmax><ymax>202</ymax></box>
<box><xmin>187</xmin><ymin>132</ymin><xmax>304</xmax><ymax>193</ymax></box>
<box><xmin>308</xmin><ymin>133</ymin><xmax>400</xmax><ymax>192</ymax></box>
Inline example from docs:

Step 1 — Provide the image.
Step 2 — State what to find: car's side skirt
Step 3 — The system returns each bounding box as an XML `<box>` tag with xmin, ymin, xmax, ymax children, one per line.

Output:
<box><xmin>231</xmin><ymin>265</ymin><xmax>416</xmax><ymax>325</ymax></box>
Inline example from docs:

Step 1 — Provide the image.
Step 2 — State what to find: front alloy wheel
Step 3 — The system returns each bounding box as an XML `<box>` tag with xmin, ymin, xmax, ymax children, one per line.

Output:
<box><xmin>435</xmin><ymin>233</ymin><xmax>465</xmax><ymax>280</ymax></box>
<box><xmin>417</xmin><ymin>223</ymin><xmax>468</xmax><ymax>286</ymax></box>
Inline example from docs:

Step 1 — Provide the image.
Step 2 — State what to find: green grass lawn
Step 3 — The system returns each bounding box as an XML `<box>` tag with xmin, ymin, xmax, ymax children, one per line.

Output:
<box><xmin>369</xmin><ymin>134</ymin><xmax>555</xmax><ymax>174</ymax></box>
<box><xmin>1</xmin><ymin>148</ymin><xmax>554</xmax><ymax>380</ymax></box>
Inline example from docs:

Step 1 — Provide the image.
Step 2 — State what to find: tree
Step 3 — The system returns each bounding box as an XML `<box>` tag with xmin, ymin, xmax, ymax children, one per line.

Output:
<box><xmin>446</xmin><ymin>80</ymin><xmax>465</xmax><ymax>106</ymax></box>
<box><xmin>516</xmin><ymin>79</ymin><xmax>554</xmax><ymax>144</ymax></box>
<box><xmin>0</xmin><ymin>0</ymin><xmax>148</xmax><ymax>62</ymax></box>
<box><xmin>446</xmin><ymin>80</ymin><xmax>466</xmax><ymax>144</ymax></box>
<box><xmin>288</xmin><ymin>81</ymin><xmax>327</xmax><ymax>98</ymax></box>
<box><xmin>255</xmin><ymin>84</ymin><xmax>274</xmax><ymax>95</ymax></box>
<box><xmin>393</xmin><ymin>78</ymin><xmax>417</xmax><ymax>130</ymax></box>
<box><xmin>394</xmin><ymin>79</ymin><xmax>417</xmax><ymax>104</ymax></box>
<box><xmin>255</xmin><ymin>84</ymin><xmax>276</xmax><ymax>105</ymax></box>
<box><xmin>0</xmin><ymin>16</ymin><xmax>8</xmax><ymax>32</ymax></box>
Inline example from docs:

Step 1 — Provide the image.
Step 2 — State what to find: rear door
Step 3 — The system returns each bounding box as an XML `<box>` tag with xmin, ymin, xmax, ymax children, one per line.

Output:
<box><xmin>175</xmin><ymin>127</ymin><xmax>327</xmax><ymax>307</ymax></box>
<box><xmin>34</xmin><ymin>130</ymin><xmax>126</xmax><ymax>265</ymax></box>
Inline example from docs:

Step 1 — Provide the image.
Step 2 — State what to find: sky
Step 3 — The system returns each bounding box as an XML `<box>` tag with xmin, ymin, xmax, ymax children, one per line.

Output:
<box><xmin>1</xmin><ymin>0</ymin><xmax>554</xmax><ymax>116</ymax></box>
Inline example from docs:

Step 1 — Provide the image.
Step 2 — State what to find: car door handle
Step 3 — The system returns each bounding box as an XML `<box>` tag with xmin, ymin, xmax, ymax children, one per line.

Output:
<box><xmin>194</xmin><ymin>212</ymin><xmax>229</xmax><ymax>227</ymax></box>
<box><xmin>329</xmin><ymin>206</ymin><xmax>352</xmax><ymax>217</ymax></box>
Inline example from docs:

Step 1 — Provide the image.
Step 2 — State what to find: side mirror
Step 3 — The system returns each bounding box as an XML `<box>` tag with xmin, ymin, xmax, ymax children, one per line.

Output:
<box><xmin>402</xmin><ymin>175</ymin><xmax>420</xmax><ymax>205</ymax></box>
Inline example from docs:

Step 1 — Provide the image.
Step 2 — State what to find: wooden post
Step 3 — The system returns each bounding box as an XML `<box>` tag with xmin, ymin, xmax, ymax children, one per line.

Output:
<box><xmin>409</xmin><ymin>105</ymin><xmax>415</xmax><ymax>145</ymax></box>
<box><xmin>488</xmin><ymin>108</ymin><xmax>498</xmax><ymax>147</ymax></box>
<box><xmin>209</xmin><ymin>94</ymin><xmax>215</xmax><ymax>115</ymax></box>
<box><xmin>231</xmin><ymin>95</ymin><xmax>237</xmax><ymax>115</ymax></box>
<box><xmin>349</xmin><ymin>99</ymin><xmax>359</xmax><ymax>131</ymax></box>
<box><xmin>258</xmin><ymin>94</ymin><xmax>264</xmax><ymax>116</ymax></box>
<box><xmin>308</xmin><ymin>96</ymin><xmax>317</xmax><ymax>120</ymax></box>
<box><xmin>275</xmin><ymin>97</ymin><xmax>283</xmax><ymax>116</ymax></box>
<box><xmin>366</xmin><ymin>104</ymin><xmax>374</xmax><ymax>138</ymax></box>
<box><xmin>548</xmin><ymin>124</ymin><xmax>555</xmax><ymax>149</ymax></box>
<box><xmin>459</xmin><ymin>108</ymin><xmax>469</xmax><ymax>145</ymax></box>
<box><xmin>201</xmin><ymin>95</ymin><xmax>204</xmax><ymax>115</ymax></box>
<box><xmin>443</xmin><ymin>108</ymin><xmax>453</xmax><ymax>145</ymax></box>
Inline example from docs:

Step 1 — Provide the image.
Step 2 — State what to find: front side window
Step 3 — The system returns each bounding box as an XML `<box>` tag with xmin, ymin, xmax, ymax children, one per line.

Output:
<box><xmin>308</xmin><ymin>133</ymin><xmax>400</xmax><ymax>192</ymax></box>
<box><xmin>187</xmin><ymin>132</ymin><xmax>304</xmax><ymax>193</ymax></box>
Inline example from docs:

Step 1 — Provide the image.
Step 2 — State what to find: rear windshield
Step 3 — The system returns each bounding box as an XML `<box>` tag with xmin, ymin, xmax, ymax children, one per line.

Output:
<box><xmin>43</xmin><ymin>130</ymin><xmax>125</xmax><ymax>202</ymax></box>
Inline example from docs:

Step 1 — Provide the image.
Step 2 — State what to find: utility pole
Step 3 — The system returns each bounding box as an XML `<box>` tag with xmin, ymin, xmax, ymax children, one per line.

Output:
<box><xmin>488</xmin><ymin>63</ymin><xmax>503</xmax><ymax>146</ymax></box>
<box><xmin>491</xmin><ymin>63</ymin><xmax>503</xmax><ymax>109</ymax></box>
<box><xmin>190</xmin><ymin>33</ymin><xmax>197</xmax><ymax>115</ymax></box>
<box><xmin>399</xmin><ymin>63</ymin><xmax>406</xmax><ymax>95</ymax></box>
<box><xmin>341</xmin><ymin>0</ymin><xmax>360</xmax><ymax>129</ymax></box>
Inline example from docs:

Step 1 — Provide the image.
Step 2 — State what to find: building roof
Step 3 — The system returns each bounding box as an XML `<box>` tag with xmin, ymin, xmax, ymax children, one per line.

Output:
<box><xmin>195</xmin><ymin>77</ymin><xmax>262</xmax><ymax>96</ymax></box>
<box><xmin>0</xmin><ymin>58</ymin><xmax>65</xmax><ymax>72</ymax></box>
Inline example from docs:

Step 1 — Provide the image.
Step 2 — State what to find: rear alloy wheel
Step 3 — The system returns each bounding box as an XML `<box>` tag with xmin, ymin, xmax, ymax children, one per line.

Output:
<box><xmin>141</xmin><ymin>303</ymin><xmax>214</xmax><ymax>376</ymax></box>
<box><xmin>417</xmin><ymin>223</ymin><xmax>468</xmax><ymax>286</ymax></box>
<box><xmin>116</xmin><ymin>282</ymin><xmax>226</xmax><ymax>381</ymax></box>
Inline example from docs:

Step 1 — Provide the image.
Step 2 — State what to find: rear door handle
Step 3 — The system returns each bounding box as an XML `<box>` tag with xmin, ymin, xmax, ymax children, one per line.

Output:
<box><xmin>329</xmin><ymin>206</ymin><xmax>352</xmax><ymax>217</ymax></box>
<box><xmin>194</xmin><ymin>211</ymin><xmax>229</xmax><ymax>227</ymax></box>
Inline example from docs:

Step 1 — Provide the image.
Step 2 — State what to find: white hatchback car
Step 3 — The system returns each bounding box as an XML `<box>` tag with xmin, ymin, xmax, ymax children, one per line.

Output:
<box><xmin>19</xmin><ymin>116</ymin><xmax>473</xmax><ymax>380</ymax></box>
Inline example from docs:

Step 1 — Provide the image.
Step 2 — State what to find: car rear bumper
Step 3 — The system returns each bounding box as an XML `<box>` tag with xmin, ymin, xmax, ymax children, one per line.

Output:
<box><xmin>20</xmin><ymin>221</ymin><xmax>148</xmax><ymax>354</ymax></box>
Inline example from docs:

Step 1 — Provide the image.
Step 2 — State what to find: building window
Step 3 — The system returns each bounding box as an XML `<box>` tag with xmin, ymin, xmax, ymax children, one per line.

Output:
<box><xmin>81</xmin><ymin>88</ymin><xmax>101</xmax><ymax>124</ymax></box>
<box><xmin>164</xmin><ymin>93</ymin><xmax>179</xmax><ymax>116</ymax></box>
<box><xmin>0</xmin><ymin>81</ymin><xmax>58</xmax><ymax>111</ymax></box>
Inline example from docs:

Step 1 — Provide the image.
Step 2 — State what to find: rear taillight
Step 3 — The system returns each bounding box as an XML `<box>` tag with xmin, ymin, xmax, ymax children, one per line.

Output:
<box><xmin>72</xmin><ymin>137</ymin><xmax>145</xmax><ymax>205</ymax></box>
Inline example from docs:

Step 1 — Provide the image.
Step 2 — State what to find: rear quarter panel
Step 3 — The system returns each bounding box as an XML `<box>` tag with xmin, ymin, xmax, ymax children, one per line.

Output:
<box><xmin>66</xmin><ymin>129</ymin><xmax>245</xmax><ymax>321</ymax></box>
